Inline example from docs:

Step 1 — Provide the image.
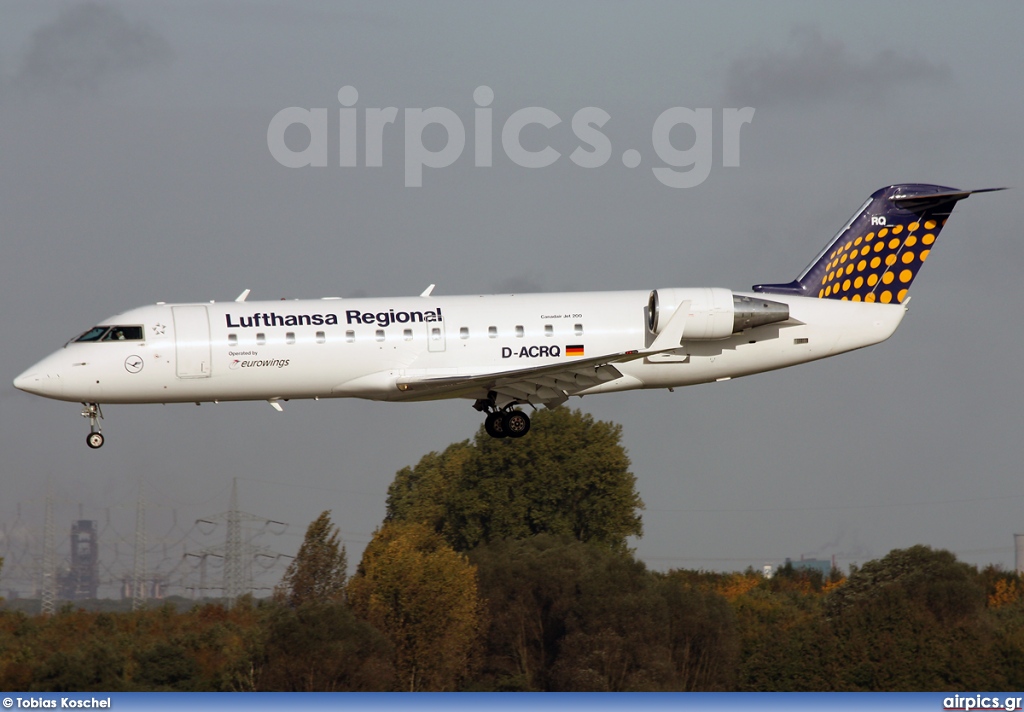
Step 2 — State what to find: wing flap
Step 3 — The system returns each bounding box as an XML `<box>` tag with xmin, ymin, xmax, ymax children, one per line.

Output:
<box><xmin>395</xmin><ymin>348</ymin><xmax>652</xmax><ymax>404</ymax></box>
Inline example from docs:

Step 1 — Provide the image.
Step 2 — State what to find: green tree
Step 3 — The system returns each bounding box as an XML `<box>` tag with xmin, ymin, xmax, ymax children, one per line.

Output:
<box><xmin>134</xmin><ymin>641</ymin><xmax>198</xmax><ymax>690</ymax></box>
<box><xmin>656</xmin><ymin>570</ymin><xmax>738</xmax><ymax>690</ymax></box>
<box><xmin>258</xmin><ymin>602</ymin><xmax>395</xmax><ymax>691</ymax></box>
<box><xmin>386</xmin><ymin>408</ymin><xmax>644</xmax><ymax>551</ymax></box>
<box><xmin>469</xmin><ymin>536</ymin><xmax>736</xmax><ymax>691</ymax></box>
<box><xmin>822</xmin><ymin>545</ymin><xmax>1000</xmax><ymax>690</ymax></box>
<box><xmin>347</xmin><ymin>522</ymin><xmax>484</xmax><ymax>691</ymax></box>
<box><xmin>275</xmin><ymin>511</ymin><xmax>348</xmax><ymax>607</ymax></box>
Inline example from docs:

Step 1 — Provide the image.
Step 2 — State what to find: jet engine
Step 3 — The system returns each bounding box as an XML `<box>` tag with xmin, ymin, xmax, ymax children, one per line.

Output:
<box><xmin>647</xmin><ymin>288</ymin><xmax>790</xmax><ymax>340</ymax></box>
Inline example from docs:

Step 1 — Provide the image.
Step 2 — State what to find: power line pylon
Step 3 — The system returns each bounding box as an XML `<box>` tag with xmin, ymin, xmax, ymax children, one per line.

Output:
<box><xmin>190</xmin><ymin>478</ymin><xmax>287</xmax><ymax>607</ymax></box>
<box><xmin>224</xmin><ymin>478</ymin><xmax>243</xmax><ymax>605</ymax></box>
<box><xmin>131</xmin><ymin>481</ymin><xmax>146</xmax><ymax>611</ymax></box>
<box><xmin>40</xmin><ymin>482</ymin><xmax>56</xmax><ymax>615</ymax></box>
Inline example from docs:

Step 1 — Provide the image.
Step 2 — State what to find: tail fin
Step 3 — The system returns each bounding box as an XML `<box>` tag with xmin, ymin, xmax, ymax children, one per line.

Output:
<box><xmin>753</xmin><ymin>184</ymin><xmax>1006</xmax><ymax>303</ymax></box>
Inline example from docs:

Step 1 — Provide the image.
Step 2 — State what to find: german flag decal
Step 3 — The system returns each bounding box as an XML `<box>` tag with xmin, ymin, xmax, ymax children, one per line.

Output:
<box><xmin>566</xmin><ymin>344</ymin><xmax>584</xmax><ymax>357</ymax></box>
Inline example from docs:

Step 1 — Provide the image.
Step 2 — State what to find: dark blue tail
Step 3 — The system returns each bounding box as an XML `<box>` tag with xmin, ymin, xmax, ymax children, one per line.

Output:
<box><xmin>753</xmin><ymin>184</ymin><xmax>1005</xmax><ymax>303</ymax></box>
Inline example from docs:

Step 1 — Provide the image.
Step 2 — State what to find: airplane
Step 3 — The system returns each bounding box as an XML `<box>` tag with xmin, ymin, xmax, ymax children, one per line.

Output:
<box><xmin>14</xmin><ymin>183</ymin><xmax>1003</xmax><ymax>448</ymax></box>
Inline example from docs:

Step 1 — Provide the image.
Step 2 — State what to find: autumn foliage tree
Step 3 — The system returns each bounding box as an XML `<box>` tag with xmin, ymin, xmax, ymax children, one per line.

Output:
<box><xmin>347</xmin><ymin>521</ymin><xmax>484</xmax><ymax>691</ymax></box>
<box><xmin>274</xmin><ymin>511</ymin><xmax>347</xmax><ymax>607</ymax></box>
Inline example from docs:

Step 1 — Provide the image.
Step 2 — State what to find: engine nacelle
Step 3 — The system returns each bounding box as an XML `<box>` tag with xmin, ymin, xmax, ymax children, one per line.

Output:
<box><xmin>647</xmin><ymin>288</ymin><xmax>790</xmax><ymax>340</ymax></box>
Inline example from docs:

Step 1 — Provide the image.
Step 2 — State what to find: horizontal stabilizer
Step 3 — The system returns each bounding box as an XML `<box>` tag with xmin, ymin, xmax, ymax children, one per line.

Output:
<box><xmin>890</xmin><ymin>187</ymin><xmax>1007</xmax><ymax>211</ymax></box>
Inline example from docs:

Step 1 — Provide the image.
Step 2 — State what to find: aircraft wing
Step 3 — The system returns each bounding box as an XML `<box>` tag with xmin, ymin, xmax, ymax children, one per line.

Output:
<box><xmin>395</xmin><ymin>348</ymin><xmax>654</xmax><ymax>407</ymax></box>
<box><xmin>395</xmin><ymin>300</ymin><xmax>698</xmax><ymax>406</ymax></box>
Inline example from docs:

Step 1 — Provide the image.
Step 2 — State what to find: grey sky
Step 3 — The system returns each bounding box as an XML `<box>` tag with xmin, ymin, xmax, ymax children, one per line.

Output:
<box><xmin>2</xmin><ymin>1</ymin><xmax>1022</xmax><ymax>597</ymax></box>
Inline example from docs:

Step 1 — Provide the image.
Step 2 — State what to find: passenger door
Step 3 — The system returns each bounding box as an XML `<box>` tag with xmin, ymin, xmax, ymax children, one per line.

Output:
<box><xmin>173</xmin><ymin>306</ymin><xmax>212</xmax><ymax>378</ymax></box>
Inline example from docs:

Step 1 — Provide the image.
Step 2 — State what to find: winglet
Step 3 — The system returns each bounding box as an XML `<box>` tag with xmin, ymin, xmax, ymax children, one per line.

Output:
<box><xmin>647</xmin><ymin>301</ymin><xmax>690</xmax><ymax>351</ymax></box>
<box><xmin>420</xmin><ymin>284</ymin><xmax>436</xmax><ymax>297</ymax></box>
<box><xmin>235</xmin><ymin>289</ymin><xmax>251</xmax><ymax>302</ymax></box>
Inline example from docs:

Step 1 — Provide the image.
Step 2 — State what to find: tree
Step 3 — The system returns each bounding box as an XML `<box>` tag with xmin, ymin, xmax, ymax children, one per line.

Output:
<box><xmin>258</xmin><ymin>602</ymin><xmax>395</xmax><ymax>691</ymax></box>
<box><xmin>825</xmin><ymin>545</ymin><xmax>984</xmax><ymax>622</ymax></box>
<box><xmin>469</xmin><ymin>535</ymin><xmax>738</xmax><ymax>691</ymax></box>
<box><xmin>470</xmin><ymin>535</ymin><xmax>667</xmax><ymax>691</ymax></box>
<box><xmin>656</xmin><ymin>571</ymin><xmax>739</xmax><ymax>690</ymax></box>
<box><xmin>347</xmin><ymin>522</ymin><xmax>484</xmax><ymax>691</ymax></box>
<box><xmin>822</xmin><ymin>546</ymin><xmax>1002</xmax><ymax>690</ymax></box>
<box><xmin>385</xmin><ymin>408</ymin><xmax>644</xmax><ymax>551</ymax></box>
<box><xmin>275</xmin><ymin>511</ymin><xmax>347</xmax><ymax>607</ymax></box>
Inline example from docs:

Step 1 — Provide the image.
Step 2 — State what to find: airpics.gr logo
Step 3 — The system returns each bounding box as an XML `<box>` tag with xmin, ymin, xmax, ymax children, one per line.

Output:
<box><xmin>267</xmin><ymin>85</ymin><xmax>754</xmax><ymax>188</ymax></box>
<box><xmin>943</xmin><ymin>696</ymin><xmax>1024</xmax><ymax>711</ymax></box>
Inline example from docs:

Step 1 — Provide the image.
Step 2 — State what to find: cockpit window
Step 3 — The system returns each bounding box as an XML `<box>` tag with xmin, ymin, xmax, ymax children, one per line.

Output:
<box><xmin>75</xmin><ymin>327</ymin><xmax>110</xmax><ymax>342</ymax></box>
<box><xmin>75</xmin><ymin>325</ymin><xmax>144</xmax><ymax>342</ymax></box>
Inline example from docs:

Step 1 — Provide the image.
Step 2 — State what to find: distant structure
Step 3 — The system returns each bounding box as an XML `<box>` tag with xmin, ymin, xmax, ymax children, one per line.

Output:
<box><xmin>120</xmin><ymin>575</ymin><xmax>166</xmax><ymax>601</ymax></box>
<box><xmin>57</xmin><ymin>520</ymin><xmax>99</xmax><ymax>600</ymax></box>
<box><xmin>785</xmin><ymin>556</ymin><xmax>835</xmax><ymax>577</ymax></box>
<box><xmin>1015</xmin><ymin>534</ymin><xmax>1024</xmax><ymax>576</ymax></box>
<box><xmin>0</xmin><ymin>482</ymin><xmax>291</xmax><ymax>602</ymax></box>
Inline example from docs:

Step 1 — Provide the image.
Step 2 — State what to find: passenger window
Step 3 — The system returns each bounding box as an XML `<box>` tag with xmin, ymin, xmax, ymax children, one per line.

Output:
<box><xmin>460</xmin><ymin>327</ymin><xmax>469</xmax><ymax>339</ymax></box>
<box><xmin>403</xmin><ymin>329</ymin><xmax>413</xmax><ymax>341</ymax></box>
<box><xmin>257</xmin><ymin>333</ymin><xmax>266</xmax><ymax>345</ymax></box>
<box><xmin>575</xmin><ymin>323</ymin><xmax>583</xmax><ymax>336</ymax></box>
<box><xmin>316</xmin><ymin>331</ymin><xmax>326</xmax><ymax>344</ymax></box>
<box><xmin>488</xmin><ymin>326</ymin><xmax>497</xmax><ymax>338</ymax></box>
<box><xmin>515</xmin><ymin>325</ymin><xmax>524</xmax><ymax>338</ymax></box>
<box><xmin>431</xmin><ymin>327</ymin><xmax>441</xmax><ymax>341</ymax></box>
<box><xmin>544</xmin><ymin>325</ymin><xmax>553</xmax><ymax>336</ymax></box>
<box><xmin>345</xmin><ymin>330</ymin><xmax>355</xmax><ymax>343</ymax></box>
<box><xmin>228</xmin><ymin>334</ymin><xmax>238</xmax><ymax>347</ymax></box>
<box><xmin>375</xmin><ymin>330</ymin><xmax>385</xmax><ymax>342</ymax></box>
<box><xmin>286</xmin><ymin>332</ymin><xmax>296</xmax><ymax>345</ymax></box>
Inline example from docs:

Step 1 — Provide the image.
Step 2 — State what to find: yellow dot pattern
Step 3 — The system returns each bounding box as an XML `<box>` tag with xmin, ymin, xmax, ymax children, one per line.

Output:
<box><xmin>817</xmin><ymin>218</ymin><xmax>946</xmax><ymax>301</ymax></box>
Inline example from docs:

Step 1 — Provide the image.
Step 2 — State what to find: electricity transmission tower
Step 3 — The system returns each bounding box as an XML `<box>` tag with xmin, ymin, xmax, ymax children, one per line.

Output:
<box><xmin>40</xmin><ymin>483</ymin><xmax>56</xmax><ymax>615</ymax></box>
<box><xmin>131</xmin><ymin>482</ymin><xmax>146</xmax><ymax>611</ymax></box>
<box><xmin>189</xmin><ymin>478</ymin><xmax>286</xmax><ymax>606</ymax></box>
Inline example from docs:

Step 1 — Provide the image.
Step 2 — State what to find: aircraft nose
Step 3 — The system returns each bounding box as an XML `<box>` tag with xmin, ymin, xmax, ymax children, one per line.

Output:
<box><xmin>13</xmin><ymin>369</ymin><xmax>63</xmax><ymax>398</ymax></box>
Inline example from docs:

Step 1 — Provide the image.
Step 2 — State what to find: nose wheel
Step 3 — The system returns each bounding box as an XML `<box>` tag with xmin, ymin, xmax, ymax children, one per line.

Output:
<box><xmin>81</xmin><ymin>403</ymin><xmax>105</xmax><ymax>449</ymax></box>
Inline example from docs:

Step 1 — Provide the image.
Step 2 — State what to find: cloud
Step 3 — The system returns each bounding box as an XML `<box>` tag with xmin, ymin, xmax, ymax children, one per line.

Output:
<box><xmin>724</xmin><ymin>25</ymin><xmax>950</xmax><ymax>107</ymax></box>
<box><xmin>15</xmin><ymin>2</ymin><xmax>172</xmax><ymax>95</ymax></box>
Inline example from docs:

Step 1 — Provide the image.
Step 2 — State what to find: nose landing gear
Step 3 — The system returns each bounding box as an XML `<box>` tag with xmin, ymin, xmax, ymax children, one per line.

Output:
<box><xmin>81</xmin><ymin>403</ymin><xmax>105</xmax><ymax>449</ymax></box>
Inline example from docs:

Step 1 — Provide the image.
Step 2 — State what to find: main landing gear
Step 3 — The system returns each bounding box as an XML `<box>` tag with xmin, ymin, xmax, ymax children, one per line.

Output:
<box><xmin>477</xmin><ymin>396</ymin><xmax>532</xmax><ymax>439</ymax></box>
<box><xmin>484</xmin><ymin>409</ymin><xmax>531</xmax><ymax>438</ymax></box>
<box><xmin>81</xmin><ymin>403</ymin><xmax>105</xmax><ymax>449</ymax></box>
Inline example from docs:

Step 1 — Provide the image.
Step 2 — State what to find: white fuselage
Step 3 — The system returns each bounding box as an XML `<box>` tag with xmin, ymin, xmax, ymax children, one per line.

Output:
<box><xmin>14</xmin><ymin>289</ymin><xmax>906</xmax><ymax>406</ymax></box>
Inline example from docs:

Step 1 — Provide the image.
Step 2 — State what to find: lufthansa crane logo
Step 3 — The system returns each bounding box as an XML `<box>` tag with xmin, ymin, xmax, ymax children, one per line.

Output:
<box><xmin>125</xmin><ymin>355</ymin><xmax>144</xmax><ymax>374</ymax></box>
